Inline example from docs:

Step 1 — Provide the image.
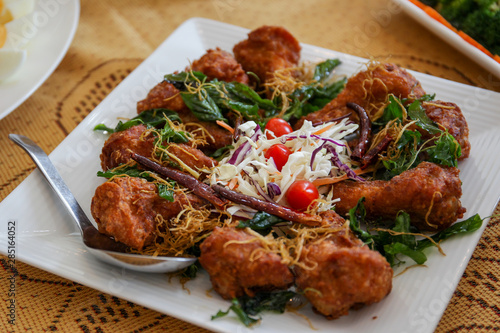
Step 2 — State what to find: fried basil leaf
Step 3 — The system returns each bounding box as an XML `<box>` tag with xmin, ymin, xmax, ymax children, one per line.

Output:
<box><xmin>94</xmin><ymin>108</ymin><xmax>182</xmax><ymax>133</ymax></box>
<box><xmin>284</xmin><ymin>59</ymin><xmax>344</xmax><ymax>120</ymax></box>
<box><xmin>212</xmin><ymin>299</ymin><xmax>259</xmax><ymax>327</ymax></box>
<box><xmin>407</xmin><ymin>100</ymin><xmax>440</xmax><ymax>135</ymax></box>
<box><xmin>237</xmin><ymin>211</ymin><xmax>286</xmax><ymax>235</ymax></box>
<box><xmin>425</xmin><ymin>132</ymin><xmax>461</xmax><ymax>167</ymax></box>
<box><xmin>374</xmin><ymin>94</ymin><xmax>405</xmax><ymax>126</ymax></box>
<box><xmin>181</xmin><ymin>89</ymin><xmax>226</xmax><ymax>122</ymax></box>
<box><xmin>312</xmin><ymin>58</ymin><xmax>342</xmax><ymax>82</ymax></box>
<box><xmin>212</xmin><ymin>291</ymin><xmax>297</xmax><ymax>327</ymax></box>
<box><xmin>348</xmin><ymin>199</ymin><xmax>483</xmax><ymax>266</ymax></box>
<box><xmin>416</xmin><ymin>214</ymin><xmax>483</xmax><ymax>251</ymax></box>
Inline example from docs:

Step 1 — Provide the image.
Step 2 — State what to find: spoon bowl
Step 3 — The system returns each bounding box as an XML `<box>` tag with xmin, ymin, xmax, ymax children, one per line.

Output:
<box><xmin>9</xmin><ymin>134</ymin><xmax>197</xmax><ymax>273</ymax></box>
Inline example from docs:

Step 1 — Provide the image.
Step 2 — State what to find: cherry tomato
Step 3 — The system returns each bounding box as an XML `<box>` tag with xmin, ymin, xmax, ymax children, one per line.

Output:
<box><xmin>265</xmin><ymin>144</ymin><xmax>292</xmax><ymax>171</ymax></box>
<box><xmin>265</xmin><ymin>118</ymin><xmax>293</xmax><ymax>139</ymax></box>
<box><xmin>286</xmin><ymin>180</ymin><xmax>319</xmax><ymax>211</ymax></box>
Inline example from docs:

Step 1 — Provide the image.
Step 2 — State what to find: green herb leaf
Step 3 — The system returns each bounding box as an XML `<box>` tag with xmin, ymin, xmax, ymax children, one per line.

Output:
<box><xmin>93</xmin><ymin>124</ymin><xmax>115</xmax><ymax>133</ymax></box>
<box><xmin>181</xmin><ymin>90</ymin><xmax>226</xmax><ymax>122</ymax></box>
<box><xmin>425</xmin><ymin>132</ymin><xmax>461</xmax><ymax>167</ymax></box>
<box><xmin>238</xmin><ymin>291</ymin><xmax>297</xmax><ymax>316</ymax></box>
<box><xmin>157</xmin><ymin>183</ymin><xmax>175</xmax><ymax>202</ymax></box>
<box><xmin>210</xmin><ymin>145</ymin><xmax>234</xmax><ymax>161</ymax></box>
<box><xmin>164</xmin><ymin>71</ymin><xmax>207</xmax><ymax>90</ymax></box>
<box><xmin>381</xmin><ymin>130</ymin><xmax>422</xmax><ymax>180</ymax></box>
<box><xmin>212</xmin><ymin>291</ymin><xmax>298</xmax><ymax>327</ymax></box>
<box><xmin>212</xmin><ymin>299</ymin><xmax>259</xmax><ymax>327</ymax></box>
<box><xmin>285</xmin><ymin>76</ymin><xmax>345</xmax><ymax>121</ymax></box>
<box><xmin>348</xmin><ymin>197</ymin><xmax>374</xmax><ymax>246</ymax></box>
<box><xmin>348</xmin><ymin>198</ymin><xmax>483</xmax><ymax>266</ymax></box>
<box><xmin>383</xmin><ymin>242</ymin><xmax>427</xmax><ymax>265</ymax></box>
<box><xmin>237</xmin><ymin>211</ymin><xmax>286</xmax><ymax>235</ymax></box>
<box><xmin>407</xmin><ymin>100</ymin><xmax>440</xmax><ymax>135</ymax></box>
<box><xmin>417</xmin><ymin>214</ymin><xmax>483</xmax><ymax>251</ymax></box>
<box><xmin>374</xmin><ymin>95</ymin><xmax>405</xmax><ymax>126</ymax></box>
<box><xmin>97</xmin><ymin>165</ymin><xmax>152</xmax><ymax>179</ymax></box>
<box><xmin>159</xmin><ymin>121</ymin><xmax>189</xmax><ymax>144</ymax></box>
<box><xmin>312</xmin><ymin>58</ymin><xmax>341</xmax><ymax>82</ymax></box>
<box><xmin>181</xmin><ymin>263</ymin><xmax>199</xmax><ymax>279</ymax></box>
<box><xmin>93</xmin><ymin>108</ymin><xmax>183</xmax><ymax>134</ymax></box>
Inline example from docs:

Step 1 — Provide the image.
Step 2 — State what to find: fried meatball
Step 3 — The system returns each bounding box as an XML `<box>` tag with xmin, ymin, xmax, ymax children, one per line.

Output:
<box><xmin>190</xmin><ymin>47</ymin><xmax>249</xmax><ymax>84</ymax></box>
<box><xmin>90</xmin><ymin>177</ymin><xmax>207</xmax><ymax>250</ymax></box>
<box><xmin>233</xmin><ymin>26</ymin><xmax>301</xmax><ymax>83</ymax></box>
<box><xmin>137</xmin><ymin>81</ymin><xmax>186</xmax><ymax>113</ymax></box>
<box><xmin>422</xmin><ymin>101</ymin><xmax>470</xmax><ymax>159</ymax></box>
<box><xmin>100</xmin><ymin>124</ymin><xmax>155</xmax><ymax>170</ymax></box>
<box><xmin>295</xmin><ymin>238</ymin><xmax>393</xmax><ymax>319</ymax></box>
<box><xmin>295</xmin><ymin>63</ymin><xmax>426</xmax><ymax>128</ymax></box>
<box><xmin>330</xmin><ymin>161</ymin><xmax>466</xmax><ymax>231</ymax></box>
<box><xmin>178</xmin><ymin>112</ymin><xmax>233</xmax><ymax>152</ymax></box>
<box><xmin>199</xmin><ymin>227</ymin><xmax>294</xmax><ymax>299</ymax></box>
<box><xmin>100</xmin><ymin>124</ymin><xmax>217</xmax><ymax>173</ymax></box>
<box><xmin>163</xmin><ymin>142</ymin><xmax>217</xmax><ymax>171</ymax></box>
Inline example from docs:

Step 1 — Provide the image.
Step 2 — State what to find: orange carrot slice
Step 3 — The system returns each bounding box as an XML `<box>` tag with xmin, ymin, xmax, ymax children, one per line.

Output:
<box><xmin>458</xmin><ymin>31</ymin><xmax>493</xmax><ymax>57</ymax></box>
<box><xmin>216</xmin><ymin>120</ymin><xmax>234</xmax><ymax>134</ymax></box>
<box><xmin>408</xmin><ymin>0</ymin><xmax>426</xmax><ymax>10</ymax></box>
<box><xmin>312</xmin><ymin>167</ymin><xmax>373</xmax><ymax>186</ymax></box>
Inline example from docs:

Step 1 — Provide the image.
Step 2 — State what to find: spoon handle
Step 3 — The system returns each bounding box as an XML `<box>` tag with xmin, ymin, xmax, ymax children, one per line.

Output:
<box><xmin>9</xmin><ymin>134</ymin><xmax>94</xmax><ymax>233</ymax></box>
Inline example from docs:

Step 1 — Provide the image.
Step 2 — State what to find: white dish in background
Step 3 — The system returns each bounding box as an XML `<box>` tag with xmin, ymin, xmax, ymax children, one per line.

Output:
<box><xmin>1</xmin><ymin>17</ymin><xmax>500</xmax><ymax>333</ymax></box>
<box><xmin>0</xmin><ymin>0</ymin><xmax>80</xmax><ymax>119</ymax></box>
<box><xmin>395</xmin><ymin>0</ymin><xmax>500</xmax><ymax>78</ymax></box>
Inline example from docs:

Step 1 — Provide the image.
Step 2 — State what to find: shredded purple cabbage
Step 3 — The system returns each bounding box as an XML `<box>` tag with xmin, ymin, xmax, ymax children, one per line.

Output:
<box><xmin>323</xmin><ymin>144</ymin><xmax>365</xmax><ymax>181</ymax></box>
<box><xmin>227</xmin><ymin>125</ymin><xmax>262</xmax><ymax>165</ymax></box>
<box><xmin>310</xmin><ymin>141</ymin><xmax>327</xmax><ymax>168</ymax></box>
<box><xmin>282</xmin><ymin>134</ymin><xmax>346</xmax><ymax>147</ymax></box>
<box><xmin>243</xmin><ymin>170</ymin><xmax>275</xmax><ymax>202</ymax></box>
<box><xmin>266</xmin><ymin>182</ymin><xmax>281</xmax><ymax>200</ymax></box>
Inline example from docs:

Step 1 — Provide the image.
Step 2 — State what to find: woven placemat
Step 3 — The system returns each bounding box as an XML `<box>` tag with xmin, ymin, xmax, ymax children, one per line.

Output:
<box><xmin>1</xmin><ymin>0</ymin><xmax>500</xmax><ymax>332</ymax></box>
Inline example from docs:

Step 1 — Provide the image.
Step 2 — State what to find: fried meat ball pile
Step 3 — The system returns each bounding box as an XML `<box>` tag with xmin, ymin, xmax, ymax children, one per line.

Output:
<box><xmin>199</xmin><ymin>211</ymin><xmax>393</xmax><ymax>318</ymax></box>
<box><xmin>89</xmin><ymin>24</ymin><xmax>473</xmax><ymax>321</ymax></box>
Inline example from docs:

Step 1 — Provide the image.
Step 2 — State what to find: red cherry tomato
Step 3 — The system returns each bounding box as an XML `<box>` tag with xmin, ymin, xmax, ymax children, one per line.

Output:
<box><xmin>286</xmin><ymin>180</ymin><xmax>319</xmax><ymax>211</ymax></box>
<box><xmin>265</xmin><ymin>144</ymin><xmax>292</xmax><ymax>171</ymax></box>
<box><xmin>265</xmin><ymin>118</ymin><xmax>293</xmax><ymax>139</ymax></box>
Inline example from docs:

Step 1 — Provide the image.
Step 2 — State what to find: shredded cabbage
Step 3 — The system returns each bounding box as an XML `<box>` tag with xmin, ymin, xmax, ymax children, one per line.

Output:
<box><xmin>209</xmin><ymin>119</ymin><xmax>359</xmax><ymax>213</ymax></box>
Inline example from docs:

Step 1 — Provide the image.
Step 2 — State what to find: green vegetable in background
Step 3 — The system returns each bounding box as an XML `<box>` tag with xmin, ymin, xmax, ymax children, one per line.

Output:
<box><xmin>426</xmin><ymin>0</ymin><xmax>500</xmax><ymax>56</ymax></box>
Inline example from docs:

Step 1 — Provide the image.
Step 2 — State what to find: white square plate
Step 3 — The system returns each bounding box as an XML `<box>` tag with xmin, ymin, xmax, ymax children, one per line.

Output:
<box><xmin>2</xmin><ymin>17</ymin><xmax>500</xmax><ymax>333</ymax></box>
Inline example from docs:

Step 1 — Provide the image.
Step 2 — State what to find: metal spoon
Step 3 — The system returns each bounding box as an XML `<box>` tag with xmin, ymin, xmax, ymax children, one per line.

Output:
<box><xmin>9</xmin><ymin>134</ymin><xmax>197</xmax><ymax>273</ymax></box>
